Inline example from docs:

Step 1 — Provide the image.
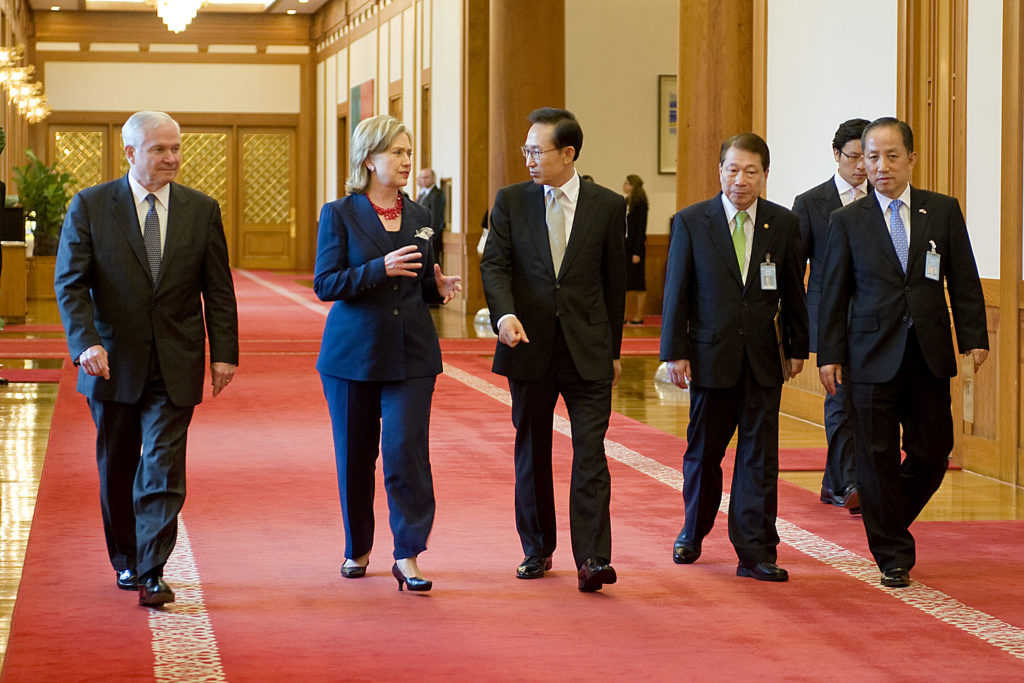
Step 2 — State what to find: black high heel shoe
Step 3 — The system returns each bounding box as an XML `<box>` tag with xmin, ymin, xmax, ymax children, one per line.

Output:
<box><xmin>392</xmin><ymin>562</ymin><xmax>432</xmax><ymax>592</ymax></box>
<box><xmin>340</xmin><ymin>559</ymin><xmax>368</xmax><ymax>579</ymax></box>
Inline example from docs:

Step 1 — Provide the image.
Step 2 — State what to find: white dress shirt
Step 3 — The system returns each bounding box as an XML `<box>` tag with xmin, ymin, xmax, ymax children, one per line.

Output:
<box><xmin>128</xmin><ymin>175</ymin><xmax>169</xmax><ymax>255</ymax></box>
<box><xmin>721</xmin><ymin>194</ymin><xmax>756</xmax><ymax>283</ymax></box>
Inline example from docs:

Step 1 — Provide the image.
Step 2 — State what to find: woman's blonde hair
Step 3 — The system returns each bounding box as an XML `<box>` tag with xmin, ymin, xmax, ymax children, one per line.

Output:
<box><xmin>346</xmin><ymin>115</ymin><xmax>413</xmax><ymax>194</ymax></box>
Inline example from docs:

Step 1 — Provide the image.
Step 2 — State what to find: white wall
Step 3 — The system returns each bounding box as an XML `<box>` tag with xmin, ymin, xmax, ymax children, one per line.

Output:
<box><xmin>565</xmin><ymin>0</ymin><xmax>679</xmax><ymax>234</ymax></box>
<box><xmin>431</xmin><ymin>0</ymin><xmax>463</xmax><ymax>233</ymax></box>
<box><xmin>967</xmin><ymin>0</ymin><xmax>1003</xmax><ymax>279</ymax></box>
<box><xmin>765</xmin><ymin>0</ymin><xmax>898</xmax><ymax>209</ymax></box>
<box><xmin>46</xmin><ymin>62</ymin><xmax>301</xmax><ymax>113</ymax></box>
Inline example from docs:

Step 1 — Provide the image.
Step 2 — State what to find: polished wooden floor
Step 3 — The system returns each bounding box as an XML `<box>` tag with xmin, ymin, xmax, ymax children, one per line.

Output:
<box><xmin>0</xmin><ymin>299</ymin><xmax>1021</xmax><ymax>667</ymax></box>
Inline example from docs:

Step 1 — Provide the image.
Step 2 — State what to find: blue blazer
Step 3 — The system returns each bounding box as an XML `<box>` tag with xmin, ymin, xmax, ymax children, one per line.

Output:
<box><xmin>314</xmin><ymin>193</ymin><xmax>443</xmax><ymax>382</ymax></box>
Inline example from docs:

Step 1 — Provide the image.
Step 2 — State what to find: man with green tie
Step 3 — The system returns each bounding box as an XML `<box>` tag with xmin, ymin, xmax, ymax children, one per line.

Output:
<box><xmin>660</xmin><ymin>133</ymin><xmax>808</xmax><ymax>582</ymax></box>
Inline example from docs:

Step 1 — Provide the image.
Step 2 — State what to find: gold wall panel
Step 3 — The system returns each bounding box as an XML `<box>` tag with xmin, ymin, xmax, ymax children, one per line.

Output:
<box><xmin>53</xmin><ymin>131</ymin><xmax>103</xmax><ymax>191</ymax></box>
<box><xmin>180</xmin><ymin>133</ymin><xmax>229</xmax><ymax>214</ymax></box>
<box><xmin>242</xmin><ymin>133</ymin><xmax>290</xmax><ymax>225</ymax></box>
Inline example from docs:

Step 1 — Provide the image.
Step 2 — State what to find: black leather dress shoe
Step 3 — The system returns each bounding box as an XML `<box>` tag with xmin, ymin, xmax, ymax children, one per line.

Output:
<box><xmin>515</xmin><ymin>555</ymin><xmax>552</xmax><ymax>579</ymax></box>
<box><xmin>737</xmin><ymin>561</ymin><xmax>789</xmax><ymax>582</ymax></box>
<box><xmin>577</xmin><ymin>557</ymin><xmax>617</xmax><ymax>592</ymax></box>
<box><xmin>116</xmin><ymin>568</ymin><xmax>139</xmax><ymax>591</ymax></box>
<box><xmin>880</xmin><ymin>568</ymin><xmax>911</xmax><ymax>588</ymax></box>
<box><xmin>820</xmin><ymin>486</ymin><xmax>844</xmax><ymax>506</ymax></box>
<box><xmin>672</xmin><ymin>542</ymin><xmax>701</xmax><ymax>565</ymax></box>
<box><xmin>138</xmin><ymin>576</ymin><xmax>175</xmax><ymax>606</ymax></box>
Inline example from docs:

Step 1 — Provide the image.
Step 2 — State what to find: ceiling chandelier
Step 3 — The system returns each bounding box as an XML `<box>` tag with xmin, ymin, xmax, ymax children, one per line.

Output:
<box><xmin>151</xmin><ymin>0</ymin><xmax>208</xmax><ymax>34</ymax></box>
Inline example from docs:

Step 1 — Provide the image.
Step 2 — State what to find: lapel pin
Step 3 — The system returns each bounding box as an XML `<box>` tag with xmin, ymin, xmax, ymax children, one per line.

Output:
<box><xmin>918</xmin><ymin>208</ymin><xmax>927</xmax><ymax>214</ymax></box>
<box><xmin>763</xmin><ymin>223</ymin><xmax>769</xmax><ymax>230</ymax></box>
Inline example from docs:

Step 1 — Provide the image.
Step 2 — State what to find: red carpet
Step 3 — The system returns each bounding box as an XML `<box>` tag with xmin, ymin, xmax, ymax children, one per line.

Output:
<box><xmin>4</xmin><ymin>269</ymin><xmax>1023</xmax><ymax>680</ymax></box>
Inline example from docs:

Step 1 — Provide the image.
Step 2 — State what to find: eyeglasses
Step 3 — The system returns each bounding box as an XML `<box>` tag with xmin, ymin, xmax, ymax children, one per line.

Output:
<box><xmin>520</xmin><ymin>146</ymin><xmax>561</xmax><ymax>161</ymax></box>
<box><xmin>838</xmin><ymin>149</ymin><xmax>863</xmax><ymax>162</ymax></box>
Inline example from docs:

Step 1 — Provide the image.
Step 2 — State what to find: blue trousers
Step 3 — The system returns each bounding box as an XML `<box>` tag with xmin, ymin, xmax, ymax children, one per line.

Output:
<box><xmin>320</xmin><ymin>373</ymin><xmax>436</xmax><ymax>560</ymax></box>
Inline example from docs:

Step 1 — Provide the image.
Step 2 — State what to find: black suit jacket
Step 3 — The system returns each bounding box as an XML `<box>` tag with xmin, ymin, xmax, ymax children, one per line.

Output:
<box><xmin>314</xmin><ymin>193</ymin><xmax>443</xmax><ymax>382</ymax></box>
<box><xmin>480</xmin><ymin>178</ymin><xmax>626</xmax><ymax>382</ymax></box>
<box><xmin>417</xmin><ymin>186</ymin><xmax>445</xmax><ymax>233</ymax></box>
<box><xmin>660</xmin><ymin>194</ymin><xmax>808</xmax><ymax>389</ymax></box>
<box><xmin>817</xmin><ymin>188</ymin><xmax>988</xmax><ymax>382</ymax></box>
<box><xmin>55</xmin><ymin>175</ymin><xmax>239</xmax><ymax>407</ymax></box>
<box><xmin>792</xmin><ymin>177</ymin><xmax>843</xmax><ymax>353</ymax></box>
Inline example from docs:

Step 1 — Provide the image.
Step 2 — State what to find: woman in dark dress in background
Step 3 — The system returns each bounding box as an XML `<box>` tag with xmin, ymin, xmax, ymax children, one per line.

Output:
<box><xmin>623</xmin><ymin>174</ymin><xmax>648</xmax><ymax>324</ymax></box>
<box><xmin>314</xmin><ymin>114</ymin><xmax>461</xmax><ymax>592</ymax></box>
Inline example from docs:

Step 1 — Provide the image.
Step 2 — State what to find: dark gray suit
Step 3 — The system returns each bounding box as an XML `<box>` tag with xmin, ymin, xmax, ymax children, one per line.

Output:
<box><xmin>480</xmin><ymin>178</ymin><xmax>626</xmax><ymax>568</ymax></box>
<box><xmin>661</xmin><ymin>194</ymin><xmax>808</xmax><ymax>565</ymax></box>
<box><xmin>792</xmin><ymin>177</ymin><xmax>859</xmax><ymax>500</ymax></box>
<box><xmin>818</xmin><ymin>188</ymin><xmax>988</xmax><ymax>571</ymax></box>
<box><xmin>55</xmin><ymin>174</ymin><xmax>238</xmax><ymax>579</ymax></box>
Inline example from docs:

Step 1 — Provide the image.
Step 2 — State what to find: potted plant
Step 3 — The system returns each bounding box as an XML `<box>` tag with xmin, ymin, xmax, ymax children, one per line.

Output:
<box><xmin>12</xmin><ymin>149</ymin><xmax>77</xmax><ymax>256</ymax></box>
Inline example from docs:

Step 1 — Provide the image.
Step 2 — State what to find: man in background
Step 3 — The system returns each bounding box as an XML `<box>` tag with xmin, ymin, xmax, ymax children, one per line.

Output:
<box><xmin>792</xmin><ymin>118</ymin><xmax>870</xmax><ymax>515</ymax></box>
<box><xmin>416</xmin><ymin>168</ymin><xmax>446</xmax><ymax>266</ymax></box>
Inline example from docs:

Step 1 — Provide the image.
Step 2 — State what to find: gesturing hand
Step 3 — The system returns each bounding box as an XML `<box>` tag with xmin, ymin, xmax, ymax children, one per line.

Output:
<box><xmin>385</xmin><ymin>245</ymin><xmax>423</xmax><ymax>277</ymax></box>
<box><xmin>434</xmin><ymin>264</ymin><xmax>463</xmax><ymax>304</ymax></box>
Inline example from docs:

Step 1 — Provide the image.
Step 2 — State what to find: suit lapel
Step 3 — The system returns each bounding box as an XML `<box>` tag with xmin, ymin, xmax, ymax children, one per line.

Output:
<box><xmin>558</xmin><ymin>181</ymin><xmax>596</xmax><ymax>276</ymax></box>
<box><xmin>109</xmin><ymin>175</ymin><xmax>152</xmax><ymax>283</ymax></box>
<box><xmin>158</xmin><ymin>183</ymin><xmax>193</xmax><ymax>289</ymax></box>
<box><xmin>705</xmin><ymin>195</ymin><xmax>743</xmax><ymax>287</ymax></box>
<box><xmin>817</xmin><ymin>180</ymin><xmax>842</xmax><ymax>216</ymax></box>
<box><xmin>862</xmin><ymin>195</ymin><xmax>905</xmax><ymax>276</ymax></box>
<box><xmin>907</xmin><ymin>187</ymin><xmax>928</xmax><ymax>278</ymax></box>
<box><xmin>526</xmin><ymin>183</ymin><xmax>557</xmax><ymax>277</ymax></box>
<box><xmin>746</xmin><ymin>198</ymin><xmax>776</xmax><ymax>291</ymax></box>
<box><xmin>344</xmin><ymin>193</ymin><xmax>394</xmax><ymax>256</ymax></box>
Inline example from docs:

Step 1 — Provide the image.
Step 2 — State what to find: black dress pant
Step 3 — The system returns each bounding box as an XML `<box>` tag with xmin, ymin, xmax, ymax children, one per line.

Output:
<box><xmin>822</xmin><ymin>376</ymin><xmax>857</xmax><ymax>496</ymax></box>
<box><xmin>680</xmin><ymin>354</ymin><xmax>782</xmax><ymax>566</ymax></box>
<box><xmin>508</xmin><ymin>324</ymin><xmax>613</xmax><ymax>569</ymax></box>
<box><xmin>320</xmin><ymin>373</ymin><xmax>436</xmax><ymax>560</ymax></box>
<box><xmin>849</xmin><ymin>328</ymin><xmax>953</xmax><ymax>571</ymax></box>
<box><xmin>88</xmin><ymin>350</ymin><xmax>194</xmax><ymax>579</ymax></box>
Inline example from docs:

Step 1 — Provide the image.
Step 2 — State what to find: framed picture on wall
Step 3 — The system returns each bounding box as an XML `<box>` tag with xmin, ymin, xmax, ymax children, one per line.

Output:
<box><xmin>658</xmin><ymin>75</ymin><xmax>677</xmax><ymax>174</ymax></box>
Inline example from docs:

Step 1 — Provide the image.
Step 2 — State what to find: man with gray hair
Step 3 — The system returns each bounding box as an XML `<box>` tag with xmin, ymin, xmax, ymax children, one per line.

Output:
<box><xmin>55</xmin><ymin>110</ymin><xmax>238</xmax><ymax>606</ymax></box>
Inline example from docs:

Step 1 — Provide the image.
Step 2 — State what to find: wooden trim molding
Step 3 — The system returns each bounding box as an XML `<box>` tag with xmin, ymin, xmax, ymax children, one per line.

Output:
<box><xmin>1000</xmin><ymin>0</ymin><xmax>1023</xmax><ymax>485</ymax></box>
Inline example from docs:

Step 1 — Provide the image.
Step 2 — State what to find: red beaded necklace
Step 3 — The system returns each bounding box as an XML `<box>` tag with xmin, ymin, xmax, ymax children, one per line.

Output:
<box><xmin>369</xmin><ymin>193</ymin><xmax>403</xmax><ymax>220</ymax></box>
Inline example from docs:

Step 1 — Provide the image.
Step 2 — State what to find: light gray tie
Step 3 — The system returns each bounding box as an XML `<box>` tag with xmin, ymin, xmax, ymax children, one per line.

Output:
<box><xmin>546</xmin><ymin>187</ymin><xmax>566</xmax><ymax>274</ymax></box>
<box><xmin>144</xmin><ymin>193</ymin><xmax>162</xmax><ymax>285</ymax></box>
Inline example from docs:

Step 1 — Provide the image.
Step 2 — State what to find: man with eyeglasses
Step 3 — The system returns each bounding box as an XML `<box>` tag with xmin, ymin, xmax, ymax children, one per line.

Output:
<box><xmin>661</xmin><ymin>133</ymin><xmax>808</xmax><ymax>582</ymax></box>
<box><xmin>818</xmin><ymin>117</ymin><xmax>988</xmax><ymax>588</ymax></box>
<box><xmin>792</xmin><ymin>118</ymin><xmax>870</xmax><ymax>516</ymax></box>
<box><xmin>480</xmin><ymin>107</ymin><xmax>626</xmax><ymax>592</ymax></box>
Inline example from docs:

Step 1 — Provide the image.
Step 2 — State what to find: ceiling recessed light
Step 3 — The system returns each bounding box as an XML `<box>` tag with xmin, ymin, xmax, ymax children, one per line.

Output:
<box><xmin>286</xmin><ymin>8</ymin><xmax>296</xmax><ymax>14</ymax></box>
<box><xmin>50</xmin><ymin>5</ymin><xmax>60</xmax><ymax>9</ymax></box>
<box><xmin>298</xmin><ymin>0</ymin><xmax>309</xmax><ymax>3</ymax></box>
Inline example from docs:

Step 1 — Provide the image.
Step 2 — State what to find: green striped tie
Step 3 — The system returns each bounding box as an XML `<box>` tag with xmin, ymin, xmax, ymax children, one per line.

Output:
<box><xmin>733</xmin><ymin>210</ymin><xmax>748</xmax><ymax>272</ymax></box>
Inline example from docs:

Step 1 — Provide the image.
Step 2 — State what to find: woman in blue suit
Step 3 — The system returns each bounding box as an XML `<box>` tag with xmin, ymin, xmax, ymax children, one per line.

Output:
<box><xmin>315</xmin><ymin>115</ymin><xmax>461</xmax><ymax>592</ymax></box>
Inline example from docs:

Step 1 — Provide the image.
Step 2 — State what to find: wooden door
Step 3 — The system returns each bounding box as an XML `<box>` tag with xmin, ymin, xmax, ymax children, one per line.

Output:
<box><xmin>237</xmin><ymin>127</ymin><xmax>297</xmax><ymax>270</ymax></box>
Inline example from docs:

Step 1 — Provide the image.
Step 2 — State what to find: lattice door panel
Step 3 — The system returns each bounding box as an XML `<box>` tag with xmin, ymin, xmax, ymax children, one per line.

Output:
<box><xmin>53</xmin><ymin>130</ymin><xmax>105</xmax><ymax>191</ymax></box>
<box><xmin>238</xmin><ymin>131</ymin><xmax>295</xmax><ymax>269</ymax></box>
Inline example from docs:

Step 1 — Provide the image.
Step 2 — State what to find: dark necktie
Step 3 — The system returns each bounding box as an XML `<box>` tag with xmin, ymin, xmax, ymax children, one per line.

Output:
<box><xmin>144</xmin><ymin>193</ymin><xmax>162</xmax><ymax>285</ymax></box>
